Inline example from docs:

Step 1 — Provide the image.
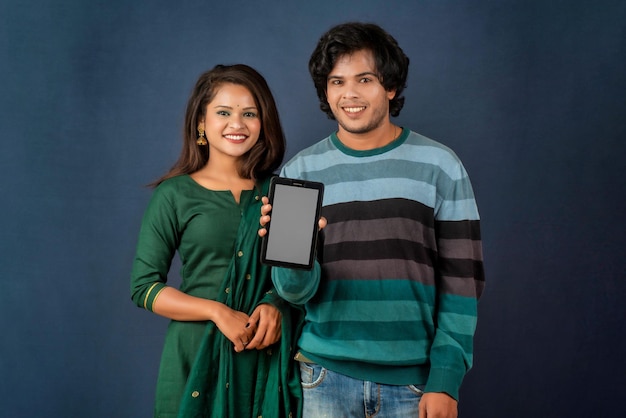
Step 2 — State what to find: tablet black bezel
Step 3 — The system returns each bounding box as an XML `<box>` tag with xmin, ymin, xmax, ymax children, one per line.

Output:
<box><xmin>260</xmin><ymin>176</ymin><xmax>324</xmax><ymax>270</ymax></box>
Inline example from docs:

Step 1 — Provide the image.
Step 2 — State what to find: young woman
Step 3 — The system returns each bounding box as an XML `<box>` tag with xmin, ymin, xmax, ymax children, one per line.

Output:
<box><xmin>130</xmin><ymin>64</ymin><xmax>302</xmax><ymax>418</ymax></box>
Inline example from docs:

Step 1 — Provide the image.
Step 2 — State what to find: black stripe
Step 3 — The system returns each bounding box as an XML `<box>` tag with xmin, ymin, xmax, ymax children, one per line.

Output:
<box><xmin>435</xmin><ymin>220</ymin><xmax>481</xmax><ymax>240</ymax></box>
<box><xmin>324</xmin><ymin>198</ymin><xmax>435</xmax><ymax>227</ymax></box>
<box><xmin>438</xmin><ymin>257</ymin><xmax>485</xmax><ymax>282</ymax></box>
<box><xmin>324</xmin><ymin>238</ymin><xmax>436</xmax><ymax>266</ymax></box>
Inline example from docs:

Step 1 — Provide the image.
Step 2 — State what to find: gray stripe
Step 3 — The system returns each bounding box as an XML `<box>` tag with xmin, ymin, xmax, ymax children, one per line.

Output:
<box><xmin>440</xmin><ymin>275</ymin><xmax>485</xmax><ymax>298</ymax></box>
<box><xmin>438</xmin><ymin>238</ymin><xmax>483</xmax><ymax>260</ymax></box>
<box><xmin>326</xmin><ymin>218</ymin><xmax>435</xmax><ymax>248</ymax></box>
<box><xmin>324</xmin><ymin>258</ymin><xmax>436</xmax><ymax>286</ymax></box>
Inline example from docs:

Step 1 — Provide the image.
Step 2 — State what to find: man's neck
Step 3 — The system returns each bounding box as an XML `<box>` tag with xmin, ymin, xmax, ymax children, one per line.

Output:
<box><xmin>336</xmin><ymin>122</ymin><xmax>399</xmax><ymax>151</ymax></box>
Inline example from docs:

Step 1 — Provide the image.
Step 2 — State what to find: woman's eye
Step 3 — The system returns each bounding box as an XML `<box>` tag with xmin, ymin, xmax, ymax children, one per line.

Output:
<box><xmin>243</xmin><ymin>112</ymin><xmax>258</xmax><ymax>118</ymax></box>
<box><xmin>217</xmin><ymin>110</ymin><xmax>230</xmax><ymax>116</ymax></box>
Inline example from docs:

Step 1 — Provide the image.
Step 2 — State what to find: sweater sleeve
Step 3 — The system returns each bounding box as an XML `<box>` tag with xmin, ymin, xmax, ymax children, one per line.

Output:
<box><xmin>271</xmin><ymin>261</ymin><xmax>321</xmax><ymax>305</ymax></box>
<box><xmin>130</xmin><ymin>186</ymin><xmax>179</xmax><ymax>311</ymax></box>
<box><xmin>425</xmin><ymin>161</ymin><xmax>485</xmax><ymax>400</ymax></box>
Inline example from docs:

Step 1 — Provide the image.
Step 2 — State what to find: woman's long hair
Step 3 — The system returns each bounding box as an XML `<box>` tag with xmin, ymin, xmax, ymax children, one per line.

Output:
<box><xmin>152</xmin><ymin>64</ymin><xmax>286</xmax><ymax>186</ymax></box>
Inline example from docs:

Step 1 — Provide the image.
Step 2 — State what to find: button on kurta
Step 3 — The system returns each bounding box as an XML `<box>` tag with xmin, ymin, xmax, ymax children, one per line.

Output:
<box><xmin>192</xmin><ymin>391</ymin><xmax>199</xmax><ymax>398</ymax></box>
<box><xmin>237</xmin><ymin>250</ymin><xmax>244</xmax><ymax>257</ymax></box>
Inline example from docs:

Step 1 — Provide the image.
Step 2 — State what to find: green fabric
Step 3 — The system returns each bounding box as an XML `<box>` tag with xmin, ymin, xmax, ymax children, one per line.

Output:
<box><xmin>131</xmin><ymin>175</ymin><xmax>251</xmax><ymax>311</ymax></box>
<box><xmin>176</xmin><ymin>177</ymin><xmax>304</xmax><ymax>418</ymax></box>
<box><xmin>130</xmin><ymin>175</ymin><xmax>258</xmax><ymax>416</ymax></box>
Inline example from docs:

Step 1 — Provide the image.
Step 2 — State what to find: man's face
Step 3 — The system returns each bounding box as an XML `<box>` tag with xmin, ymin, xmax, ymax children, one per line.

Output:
<box><xmin>325</xmin><ymin>49</ymin><xmax>396</xmax><ymax>135</ymax></box>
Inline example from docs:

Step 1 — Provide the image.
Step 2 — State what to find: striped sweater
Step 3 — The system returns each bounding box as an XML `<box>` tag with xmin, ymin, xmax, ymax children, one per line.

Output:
<box><xmin>271</xmin><ymin>128</ymin><xmax>485</xmax><ymax>400</ymax></box>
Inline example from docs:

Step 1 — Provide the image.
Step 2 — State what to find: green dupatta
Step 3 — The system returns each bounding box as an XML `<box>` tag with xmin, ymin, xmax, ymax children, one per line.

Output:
<box><xmin>177</xmin><ymin>177</ymin><xmax>303</xmax><ymax>418</ymax></box>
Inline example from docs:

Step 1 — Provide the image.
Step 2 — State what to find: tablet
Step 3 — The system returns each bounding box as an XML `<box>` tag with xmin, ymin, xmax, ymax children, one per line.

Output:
<box><xmin>260</xmin><ymin>177</ymin><xmax>324</xmax><ymax>270</ymax></box>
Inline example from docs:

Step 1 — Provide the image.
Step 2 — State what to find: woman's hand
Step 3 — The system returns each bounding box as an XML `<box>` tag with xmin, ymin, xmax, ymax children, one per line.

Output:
<box><xmin>244</xmin><ymin>303</ymin><xmax>282</xmax><ymax>350</ymax></box>
<box><xmin>211</xmin><ymin>303</ymin><xmax>255</xmax><ymax>353</ymax></box>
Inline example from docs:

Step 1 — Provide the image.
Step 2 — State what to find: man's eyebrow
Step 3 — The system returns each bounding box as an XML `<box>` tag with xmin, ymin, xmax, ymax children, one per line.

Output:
<box><xmin>328</xmin><ymin>71</ymin><xmax>378</xmax><ymax>79</ymax></box>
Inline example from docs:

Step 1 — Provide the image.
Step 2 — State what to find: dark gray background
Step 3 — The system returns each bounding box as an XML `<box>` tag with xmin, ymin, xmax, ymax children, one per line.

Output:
<box><xmin>1</xmin><ymin>0</ymin><xmax>624</xmax><ymax>416</ymax></box>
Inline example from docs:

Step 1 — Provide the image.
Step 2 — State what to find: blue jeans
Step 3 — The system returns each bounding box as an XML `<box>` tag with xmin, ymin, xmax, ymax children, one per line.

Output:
<box><xmin>299</xmin><ymin>361</ymin><xmax>424</xmax><ymax>418</ymax></box>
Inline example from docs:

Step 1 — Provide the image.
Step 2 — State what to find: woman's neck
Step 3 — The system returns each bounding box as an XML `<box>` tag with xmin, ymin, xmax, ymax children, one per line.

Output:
<box><xmin>191</xmin><ymin>160</ymin><xmax>254</xmax><ymax>203</ymax></box>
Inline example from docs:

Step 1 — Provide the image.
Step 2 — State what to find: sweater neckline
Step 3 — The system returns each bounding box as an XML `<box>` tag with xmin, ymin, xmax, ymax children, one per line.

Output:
<box><xmin>330</xmin><ymin>127</ymin><xmax>408</xmax><ymax>157</ymax></box>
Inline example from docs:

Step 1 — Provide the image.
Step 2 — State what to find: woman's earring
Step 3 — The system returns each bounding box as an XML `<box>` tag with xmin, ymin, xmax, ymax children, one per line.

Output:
<box><xmin>196</xmin><ymin>127</ymin><xmax>207</xmax><ymax>145</ymax></box>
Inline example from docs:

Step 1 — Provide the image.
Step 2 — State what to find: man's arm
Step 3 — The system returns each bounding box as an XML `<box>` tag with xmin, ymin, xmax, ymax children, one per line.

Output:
<box><xmin>271</xmin><ymin>262</ymin><xmax>321</xmax><ymax>305</ymax></box>
<box><xmin>426</xmin><ymin>158</ymin><xmax>485</xmax><ymax>400</ymax></box>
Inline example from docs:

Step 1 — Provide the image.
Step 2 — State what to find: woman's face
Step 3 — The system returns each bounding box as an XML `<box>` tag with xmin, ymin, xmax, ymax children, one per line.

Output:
<box><xmin>200</xmin><ymin>83</ymin><xmax>261</xmax><ymax>161</ymax></box>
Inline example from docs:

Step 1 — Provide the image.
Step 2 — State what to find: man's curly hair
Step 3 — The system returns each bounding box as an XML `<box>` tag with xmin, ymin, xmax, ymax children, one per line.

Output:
<box><xmin>308</xmin><ymin>22</ymin><xmax>410</xmax><ymax>120</ymax></box>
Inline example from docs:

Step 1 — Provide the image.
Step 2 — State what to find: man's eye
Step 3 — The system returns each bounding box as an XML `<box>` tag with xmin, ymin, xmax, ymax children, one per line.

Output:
<box><xmin>360</xmin><ymin>78</ymin><xmax>371</xmax><ymax>83</ymax></box>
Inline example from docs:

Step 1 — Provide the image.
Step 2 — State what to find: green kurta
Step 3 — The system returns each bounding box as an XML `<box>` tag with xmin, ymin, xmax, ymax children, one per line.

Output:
<box><xmin>130</xmin><ymin>175</ymin><xmax>303</xmax><ymax>418</ymax></box>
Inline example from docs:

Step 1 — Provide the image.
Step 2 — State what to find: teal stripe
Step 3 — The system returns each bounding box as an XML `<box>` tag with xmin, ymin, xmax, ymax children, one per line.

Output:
<box><xmin>307</xmin><ymin>300</ymin><xmax>434</xmax><ymax>323</ymax></box>
<box><xmin>430</xmin><ymin>330</ymin><xmax>474</xmax><ymax>355</ymax></box>
<box><xmin>290</xmin><ymin>159</ymin><xmax>468</xmax><ymax>190</ymax></box>
<box><xmin>311</xmin><ymin>279</ymin><xmax>436</xmax><ymax>303</ymax></box>
<box><xmin>308</xmin><ymin>320</ymin><xmax>433</xmax><ymax>340</ymax></box>
<box><xmin>323</xmin><ymin>178</ymin><xmax>436</xmax><ymax>206</ymax></box>
<box><xmin>437</xmin><ymin>312</ymin><xmax>478</xmax><ymax>336</ymax></box>
<box><xmin>438</xmin><ymin>292</ymin><xmax>479</xmax><ymax>316</ymax></box>
<box><xmin>284</xmin><ymin>159</ymin><xmax>477</xmax><ymax>220</ymax></box>
<box><xmin>304</xmin><ymin>307</ymin><xmax>476</xmax><ymax>340</ymax></box>
<box><xmin>437</xmin><ymin>198</ymin><xmax>480</xmax><ymax>220</ymax></box>
<box><xmin>300</xmin><ymin>335</ymin><xmax>432</xmax><ymax>364</ymax></box>
<box><xmin>284</xmin><ymin>131</ymin><xmax>467</xmax><ymax>182</ymax></box>
<box><xmin>317</xmin><ymin>159</ymin><xmax>463</xmax><ymax>183</ymax></box>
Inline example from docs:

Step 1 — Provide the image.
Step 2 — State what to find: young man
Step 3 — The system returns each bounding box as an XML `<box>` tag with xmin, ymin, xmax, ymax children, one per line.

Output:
<box><xmin>262</xmin><ymin>22</ymin><xmax>485</xmax><ymax>418</ymax></box>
